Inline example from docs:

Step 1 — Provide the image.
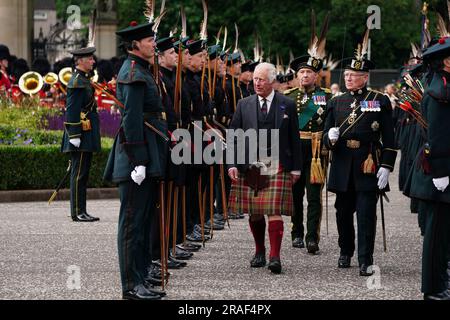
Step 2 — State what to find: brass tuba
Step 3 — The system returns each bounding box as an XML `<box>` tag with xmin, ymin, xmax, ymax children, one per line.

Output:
<box><xmin>18</xmin><ymin>71</ymin><xmax>44</xmax><ymax>95</ymax></box>
<box><xmin>43</xmin><ymin>72</ymin><xmax>59</xmax><ymax>85</ymax></box>
<box><xmin>58</xmin><ymin>67</ymin><xmax>73</xmax><ymax>87</ymax></box>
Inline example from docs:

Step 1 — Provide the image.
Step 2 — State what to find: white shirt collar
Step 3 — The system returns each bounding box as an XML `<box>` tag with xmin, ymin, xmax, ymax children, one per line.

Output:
<box><xmin>258</xmin><ymin>90</ymin><xmax>275</xmax><ymax>104</ymax></box>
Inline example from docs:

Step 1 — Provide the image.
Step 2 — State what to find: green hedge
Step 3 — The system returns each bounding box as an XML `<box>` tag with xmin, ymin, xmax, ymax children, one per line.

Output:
<box><xmin>0</xmin><ymin>143</ymin><xmax>114</xmax><ymax>190</ymax></box>
<box><xmin>0</xmin><ymin>125</ymin><xmax>63</xmax><ymax>146</ymax></box>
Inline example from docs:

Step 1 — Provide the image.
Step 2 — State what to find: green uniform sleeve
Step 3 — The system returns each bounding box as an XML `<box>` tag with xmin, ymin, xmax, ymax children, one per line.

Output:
<box><xmin>120</xmin><ymin>82</ymin><xmax>149</xmax><ymax>166</ymax></box>
<box><xmin>379</xmin><ymin>94</ymin><xmax>398</xmax><ymax>171</ymax></box>
<box><xmin>64</xmin><ymin>88</ymin><xmax>83</xmax><ymax>139</ymax></box>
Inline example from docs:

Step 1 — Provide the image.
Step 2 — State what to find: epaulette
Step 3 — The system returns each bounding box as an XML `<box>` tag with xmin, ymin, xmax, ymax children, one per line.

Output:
<box><xmin>67</xmin><ymin>74</ymin><xmax>87</xmax><ymax>89</ymax></box>
<box><xmin>321</xmin><ymin>87</ymin><xmax>332</xmax><ymax>94</ymax></box>
<box><xmin>283</xmin><ymin>87</ymin><xmax>299</xmax><ymax>95</ymax></box>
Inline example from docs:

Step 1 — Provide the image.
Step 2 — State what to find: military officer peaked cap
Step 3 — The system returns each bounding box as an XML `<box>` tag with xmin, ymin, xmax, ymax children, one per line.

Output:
<box><xmin>116</xmin><ymin>21</ymin><xmax>155</xmax><ymax>42</ymax></box>
<box><xmin>290</xmin><ymin>55</ymin><xmax>323</xmax><ymax>73</ymax></box>
<box><xmin>70</xmin><ymin>46</ymin><xmax>96</xmax><ymax>57</ymax></box>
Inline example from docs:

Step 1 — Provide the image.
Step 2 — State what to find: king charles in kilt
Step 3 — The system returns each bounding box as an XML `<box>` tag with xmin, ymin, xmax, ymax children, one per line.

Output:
<box><xmin>227</xmin><ymin>62</ymin><xmax>302</xmax><ymax>274</ymax></box>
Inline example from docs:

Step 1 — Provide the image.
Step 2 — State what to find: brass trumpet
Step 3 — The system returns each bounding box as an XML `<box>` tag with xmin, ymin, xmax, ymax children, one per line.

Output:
<box><xmin>18</xmin><ymin>71</ymin><xmax>44</xmax><ymax>95</ymax></box>
<box><xmin>58</xmin><ymin>67</ymin><xmax>73</xmax><ymax>87</ymax></box>
<box><xmin>43</xmin><ymin>72</ymin><xmax>59</xmax><ymax>85</ymax></box>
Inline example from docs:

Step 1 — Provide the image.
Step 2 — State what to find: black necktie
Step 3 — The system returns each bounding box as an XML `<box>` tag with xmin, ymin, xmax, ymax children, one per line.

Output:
<box><xmin>261</xmin><ymin>98</ymin><xmax>268</xmax><ymax>116</ymax></box>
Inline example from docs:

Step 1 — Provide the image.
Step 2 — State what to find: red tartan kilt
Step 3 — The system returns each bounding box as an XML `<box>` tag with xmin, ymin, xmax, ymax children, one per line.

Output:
<box><xmin>228</xmin><ymin>168</ymin><xmax>293</xmax><ymax>216</ymax></box>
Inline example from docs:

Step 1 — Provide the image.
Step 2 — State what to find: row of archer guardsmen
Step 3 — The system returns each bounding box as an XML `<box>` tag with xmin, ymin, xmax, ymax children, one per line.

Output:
<box><xmin>56</xmin><ymin>4</ymin><xmax>352</xmax><ymax>298</ymax></box>
<box><xmin>0</xmin><ymin>42</ymin><xmax>343</xmax><ymax>112</ymax></box>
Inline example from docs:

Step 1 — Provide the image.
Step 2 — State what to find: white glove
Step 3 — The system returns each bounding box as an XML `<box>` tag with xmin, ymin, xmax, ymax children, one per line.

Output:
<box><xmin>69</xmin><ymin>138</ymin><xmax>81</xmax><ymax>148</ymax></box>
<box><xmin>376</xmin><ymin>167</ymin><xmax>390</xmax><ymax>190</ymax></box>
<box><xmin>432</xmin><ymin>176</ymin><xmax>449</xmax><ymax>192</ymax></box>
<box><xmin>328</xmin><ymin>127</ymin><xmax>340</xmax><ymax>142</ymax></box>
<box><xmin>131</xmin><ymin>165</ymin><xmax>146</xmax><ymax>185</ymax></box>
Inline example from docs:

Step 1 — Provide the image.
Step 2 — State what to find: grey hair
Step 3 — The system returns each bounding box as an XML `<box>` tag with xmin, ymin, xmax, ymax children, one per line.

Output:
<box><xmin>254</xmin><ymin>62</ymin><xmax>277</xmax><ymax>83</ymax></box>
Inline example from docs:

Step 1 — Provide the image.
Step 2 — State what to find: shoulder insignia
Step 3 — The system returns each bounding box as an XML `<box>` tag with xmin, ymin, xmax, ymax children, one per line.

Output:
<box><xmin>283</xmin><ymin>87</ymin><xmax>298</xmax><ymax>95</ymax></box>
<box><xmin>68</xmin><ymin>74</ymin><xmax>86</xmax><ymax>89</ymax></box>
<box><xmin>320</xmin><ymin>87</ymin><xmax>332</xmax><ymax>94</ymax></box>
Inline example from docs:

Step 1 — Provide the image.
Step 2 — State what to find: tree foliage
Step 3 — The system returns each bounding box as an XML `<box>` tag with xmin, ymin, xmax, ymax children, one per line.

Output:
<box><xmin>55</xmin><ymin>0</ymin><xmax>450</xmax><ymax>69</ymax></box>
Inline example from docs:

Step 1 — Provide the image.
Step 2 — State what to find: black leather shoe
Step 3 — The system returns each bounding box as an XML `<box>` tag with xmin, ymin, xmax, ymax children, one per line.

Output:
<box><xmin>122</xmin><ymin>284</ymin><xmax>162</xmax><ymax>300</ymax></box>
<box><xmin>186</xmin><ymin>230</ymin><xmax>210</xmax><ymax>242</ymax></box>
<box><xmin>143</xmin><ymin>281</ymin><xmax>166</xmax><ymax>297</ymax></box>
<box><xmin>238</xmin><ymin>212</ymin><xmax>245</xmax><ymax>219</ymax></box>
<box><xmin>292</xmin><ymin>237</ymin><xmax>305</xmax><ymax>248</ymax></box>
<box><xmin>250</xmin><ymin>253</ymin><xmax>266</xmax><ymax>268</ymax></box>
<box><xmin>306</xmin><ymin>241</ymin><xmax>319</xmax><ymax>254</ymax></box>
<box><xmin>359</xmin><ymin>264</ymin><xmax>374</xmax><ymax>276</ymax></box>
<box><xmin>338</xmin><ymin>255</ymin><xmax>351</xmax><ymax>268</ymax></box>
<box><xmin>168</xmin><ymin>255</ymin><xmax>187</xmax><ymax>268</ymax></box>
<box><xmin>268</xmin><ymin>257</ymin><xmax>282</xmax><ymax>274</ymax></box>
<box><xmin>72</xmin><ymin>213</ymin><xmax>96</xmax><ymax>222</ymax></box>
<box><xmin>205</xmin><ymin>220</ymin><xmax>225</xmax><ymax>230</ymax></box>
<box><xmin>424</xmin><ymin>289</ymin><xmax>450</xmax><ymax>300</ymax></box>
<box><xmin>171</xmin><ymin>246</ymin><xmax>193</xmax><ymax>260</ymax></box>
<box><xmin>82</xmin><ymin>212</ymin><xmax>99</xmax><ymax>221</ymax></box>
<box><xmin>194</xmin><ymin>224</ymin><xmax>211</xmax><ymax>235</ymax></box>
<box><xmin>177</xmin><ymin>243</ymin><xmax>201</xmax><ymax>252</ymax></box>
<box><xmin>228</xmin><ymin>212</ymin><xmax>239</xmax><ymax>219</ymax></box>
<box><xmin>213</xmin><ymin>213</ymin><xmax>225</xmax><ymax>223</ymax></box>
<box><xmin>447</xmin><ymin>261</ymin><xmax>450</xmax><ymax>290</ymax></box>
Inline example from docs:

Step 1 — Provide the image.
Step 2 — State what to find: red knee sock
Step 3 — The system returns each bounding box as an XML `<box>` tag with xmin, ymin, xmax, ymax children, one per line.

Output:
<box><xmin>249</xmin><ymin>218</ymin><xmax>266</xmax><ymax>254</ymax></box>
<box><xmin>268</xmin><ymin>220</ymin><xmax>284</xmax><ymax>259</ymax></box>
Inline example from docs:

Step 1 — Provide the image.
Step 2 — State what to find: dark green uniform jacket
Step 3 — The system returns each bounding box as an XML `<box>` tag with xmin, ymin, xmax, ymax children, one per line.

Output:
<box><xmin>61</xmin><ymin>69</ymin><xmax>101</xmax><ymax>153</ymax></box>
<box><xmin>404</xmin><ymin>71</ymin><xmax>450</xmax><ymax>203</ymax></box>
<box><xmin>104</xmin><ymin>54</ymin><xmax>168</xmax><ymax>183</ymax></box>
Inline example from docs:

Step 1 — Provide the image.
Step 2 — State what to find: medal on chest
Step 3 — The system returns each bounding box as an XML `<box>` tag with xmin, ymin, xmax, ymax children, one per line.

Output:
<box><xmin>348</xmin><ymin>99</ymin><xmax>358</xmax><ymax>125</ymax></box>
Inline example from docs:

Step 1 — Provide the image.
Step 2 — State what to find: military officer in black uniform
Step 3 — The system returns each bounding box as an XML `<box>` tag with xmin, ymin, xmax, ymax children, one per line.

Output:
<box><xmin>403</xmin><ymin>37</ymin><xmax>450</xmax><ymax>300</ymax></box>
<box><xmin>61</xmin><ymin>46</ymin><xmax>100</xmax><ymax>222</ymax></box>
<box><xmin>103</xmin><ymin>21</ymin><xmax>167</xmax><ymax>300</ymax></box>
<box><xmin>323</xmin><ymin>29</ymin><xmax>397</xmax><ymax>276</ymax></box>
<box><xmin>284</xmin><ymin>53</ymin><xmax>331</xmax><ymax>254</ymax></box>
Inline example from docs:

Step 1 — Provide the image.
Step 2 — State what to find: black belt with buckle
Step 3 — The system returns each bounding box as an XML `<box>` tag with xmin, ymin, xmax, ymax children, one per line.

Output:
<box><xmin>346</xmin><ymin>139</ymin><xmax>361</xmax><ymax>149</ymax></box>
